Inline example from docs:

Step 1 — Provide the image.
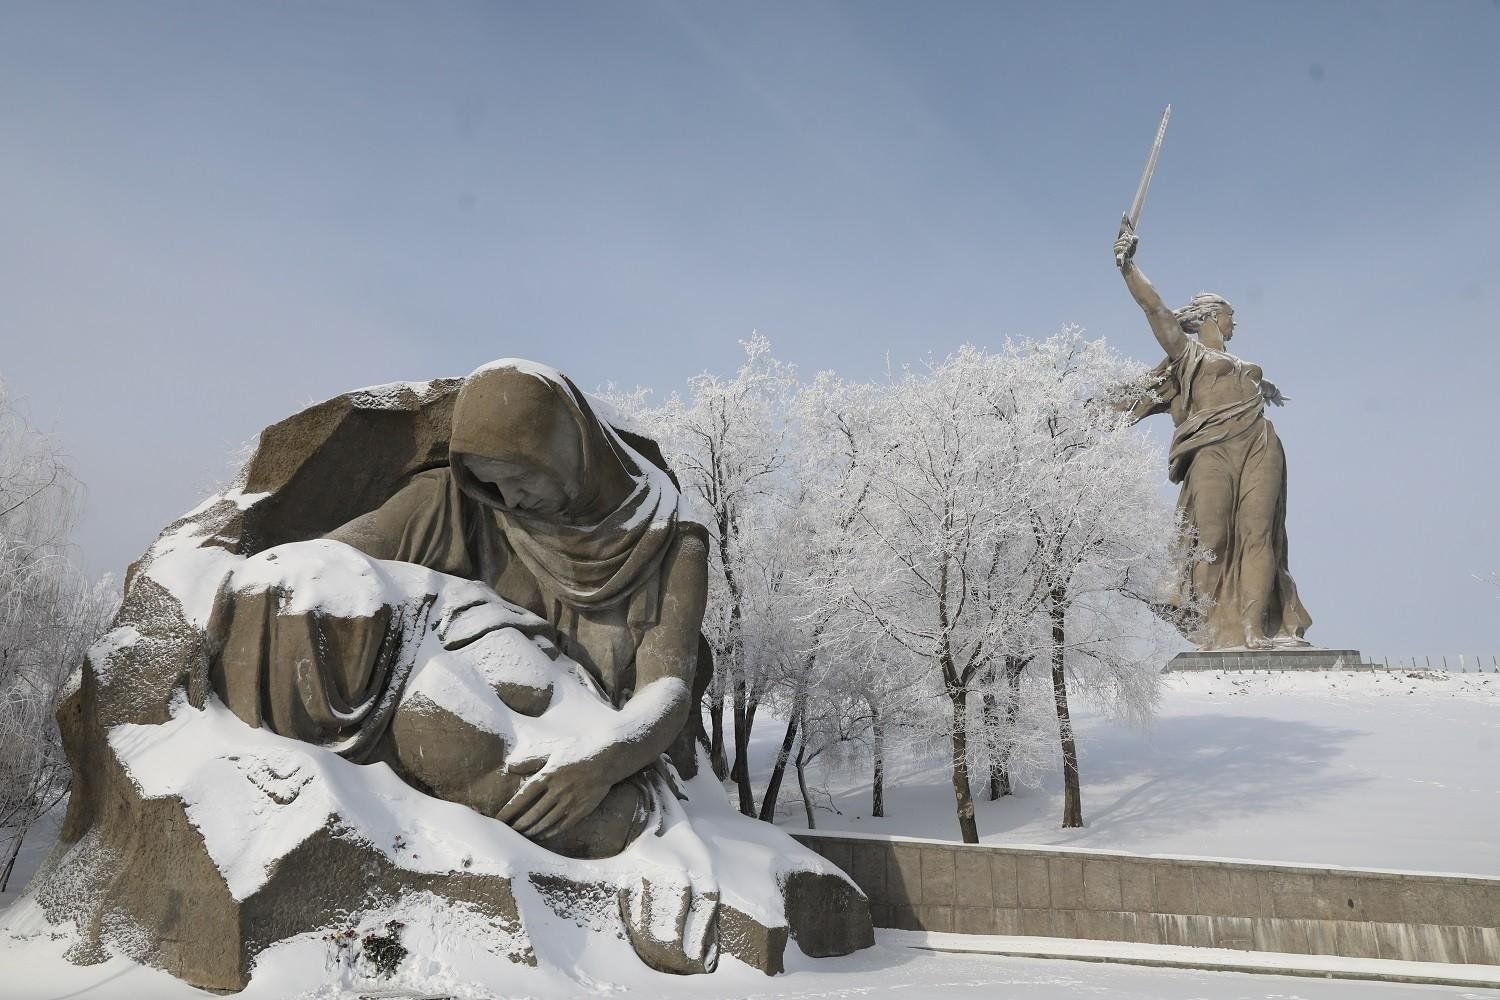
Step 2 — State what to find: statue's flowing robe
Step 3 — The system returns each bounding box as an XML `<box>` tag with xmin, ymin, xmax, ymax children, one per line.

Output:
<box><xmin>1126</xmin><ymin>339</ymin><xmax>1312</xmax><ymax>648</ymax></box>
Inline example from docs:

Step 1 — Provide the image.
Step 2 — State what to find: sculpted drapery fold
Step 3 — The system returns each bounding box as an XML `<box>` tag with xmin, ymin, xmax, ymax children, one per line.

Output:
<box><xmin>1127</xmin><ymin>338</ymin><xmax>1311</xmax><ymax>649</ymax></box>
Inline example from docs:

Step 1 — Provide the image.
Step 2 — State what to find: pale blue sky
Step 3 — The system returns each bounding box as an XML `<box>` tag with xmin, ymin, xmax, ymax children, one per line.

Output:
<box><xmin>2</xmin><ymin>1</ymin><xmax>1497</xmax><ymax>657</ymax></box>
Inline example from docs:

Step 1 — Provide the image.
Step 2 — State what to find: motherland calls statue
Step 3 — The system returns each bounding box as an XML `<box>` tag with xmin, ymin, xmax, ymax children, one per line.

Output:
<box><xmin>16</xmin><ymin>360</ymin><xmax>870</xmax><ymax>992</ymax></box>
<box><xmin>1113</xmin><ymin>226</ymin><xmax>1313</xmax><ymax>650</ymax></box>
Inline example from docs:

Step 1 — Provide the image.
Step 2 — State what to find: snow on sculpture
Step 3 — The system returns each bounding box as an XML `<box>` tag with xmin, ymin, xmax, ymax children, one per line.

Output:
<box><xmin>8</xmin><ymin>361</ymin><xmax>871</xmax><ymax>993</ymax></box>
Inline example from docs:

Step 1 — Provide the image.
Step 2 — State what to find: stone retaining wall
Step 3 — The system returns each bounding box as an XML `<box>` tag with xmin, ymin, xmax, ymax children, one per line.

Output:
<box><xmin>792</xmin><ymin>832</ymin><xmax>1500</xmax><ymax>966</ymax></box>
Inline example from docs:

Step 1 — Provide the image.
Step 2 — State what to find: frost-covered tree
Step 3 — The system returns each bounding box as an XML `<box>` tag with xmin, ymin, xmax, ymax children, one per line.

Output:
<box><xmin>992</xmin><ymin>331</ymin><xmax>1175</xmax><ymax>828</ymax></box>
<box><xmin>607</xmin><ymin>331</ymin><xmax>1176</xmax><ymax>838</ymax></box>
<box><xmin>0</xmin><ymin>382</ymin><xmax>117</xmax><ymax>890</ymax></box>
<box><xmin>828</xmin><ymin>333</ymin><xmax>1175</xmax><ymax>839</ymax></box>
<box><xmin>604</xmin><ymin>337</ymin><xmax>798</xmax><ymax>815</ymax></box>
<box><xmin>753</xmin><ymin>372</ymin><xmax>882</xmax><ymax>821</ymax></box>
<box><xmin>829</xmin><ymin>346</ymin><xmax>1055</xmax><ymax>843</ymax></box>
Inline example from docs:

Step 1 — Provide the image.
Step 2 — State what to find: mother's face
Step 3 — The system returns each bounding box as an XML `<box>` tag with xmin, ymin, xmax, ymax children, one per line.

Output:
<box><xmin>463</xmin><ymin>454</ymin><xmax>573</xmax><ymax>517</ymax></box>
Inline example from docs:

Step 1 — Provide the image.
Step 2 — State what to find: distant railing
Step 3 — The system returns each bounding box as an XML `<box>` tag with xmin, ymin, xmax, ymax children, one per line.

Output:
<box><xmin>1359</xmin><ymin>655</ymin><xmax>1499</xmax><ymax>673</ymax></box>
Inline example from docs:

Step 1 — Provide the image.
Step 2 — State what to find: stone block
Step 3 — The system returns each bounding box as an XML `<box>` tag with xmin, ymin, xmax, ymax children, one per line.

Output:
<box><xmin>1153</xmin><ymin>867</ymin><xmax>1197</xmax><ymax>915</ymax></box>
<box><xmin>1048</xmin><ymin>857</ymin><xmax>1085</xmax><ymax>910</ymax></box>
<box><xmin>1402</xmin><ymin>879</ymin><xmax>1489</xmax><ymax>927</ymax></box>
<box><xmin>1456</xmin><ymin>925</ymin><xmax>1498</xmax><ymax>965</ymax></box>
<box><xmin>1226</xmin><ymin>869</ymin><xmax>1272</xmax><ymax>918</ymax></box>
<box><xmin>819</xmin><ymin>840</ymin><xmax>854</xmax><ymax>877</ymax></box>
<box><xmin>1306</xmin><ymin>918</ymin><xmax>1339</xmax><ymax>957</ymax></box>
<box><xmin>1434</xmin><ymin>925</ymin><xmax>1465</xmax><ymax>964</ymax></box>
<box><xmin>782</xmin><ymin>869</ymin><xmax>876</xmax><ymax>958</ymax></box>
<box><xmin>1048</xmin><ymin>910</ymin><xmax>1079</xmax><ymax>938</ymax></box>
<box><xmin>1180</xmin><ymin>914</ymin><xmax>1215</xmax><ymax>948</ymax></box>
<box><xmin>1269</xmin><ymin>872</ymin><xmax>1320</xmax><ymax>920</ymax></box>
<box><xmin>1119</xmin><ymin>863</ymin><xmax>1153</xmax><ymax>911</ymax></box>
<box><xmin>848</xmin><ymin>842</ymin><xmax>888</xmax><ymax>901</ymax></box>
<box><xmin>1082</xmin><ymin>859</ymin><xmax>1122</xmax><ymax>911</ymax></box>
<box><xmin>990</xmin><ymin>854</ymin><xmax>1020</xmax><ymax>908</ymax></box>
<box><xmin>955</xmin><ymin>851</ymin><xmax>991</xmax><ymax>908</ymax></box>
<box><xmin>992</xmin><ymin>908</ymin><xmax>1022</xmax><ymax>935</ymax></box>
<box><xmin>1017</xmin><ymin>856</ymin><xmax>1051</xmax><ymax>908</ymax></box>
<box><xmin>887</xmin><ymin>905</ymin><xmax>921</xmax><ymax>931</ymax></box>
<box><xmin>1191</xmin><ymin>867</ymin><xmax>1236</xmax><ymax>917</ymax></box>
<box><xmin>1304</xmin><ymin>874</ymin><xmax>1361</xmax><ymax>921</ymax></box>
<box><xmin>1474</xmin><ymin>883</ymin><xmax>1500</xmax><ymax>930</ymax></box>
<box><xmin>720</xmin><ymin>905</ymin><xmax>790</xmax><ymax>976</ymax></box>
<box><xmin>1210</xmin><ymin>915</ymin><xmax>1255</xmax><ymax>951</ymax></box>
<box><xmin>954</xmin><ymin>906</ymin><xmax>994</xmax><ymax>936</ymax></box>
<box><xmin>1019</xmin><ymin>908</ymin><xmax>1051</xmax><ymax>937</ymax></box>
<box><xmin>1121</xmin><ymin>911</ymin><xmax>1159</xmax><ymax>944</ymax></box>
<box><xmin>887</xmin><ymin>845</ymin><xmax>923</xmax><ymax>908</ymax></box>
<box><xmin>917</xmin><ymin>905</ymin><xmax>954</xmax><ymax>933</ymax></box>
<box><xmin>1372</xmin><ymin>921</ymin><xmax>1412</xmax><ymax>962</ymax></box>
<box><xmin>1258</xmin><ymin>917</ymin><xmax>1311</xmax><ymax>955</ymax></box>
<box><xmin>1073</xmin><ymin>910</ymin><xmax>1127</xmax><ymax>941</ymax></box>
<box><xmin>1334</xmin><ymin>921</ymin><xmax>1381</xmax><ymax>959</ymax></box>
<box><xmin>1341</xmin><ymin>879</ymin><xmax>1403</xmax><ymax>924</ymax></box>
<box><xmin>920</xmin><ymin>848</ymin><xmax>956</xmax><ymax>906</ymax></box>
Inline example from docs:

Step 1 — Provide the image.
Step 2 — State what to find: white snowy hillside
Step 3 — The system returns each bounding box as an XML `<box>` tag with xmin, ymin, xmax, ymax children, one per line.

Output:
<box><xmin>772</xmin><ymin>670</ymin><xmax>1500</xmax><ymax>877</ymax></box>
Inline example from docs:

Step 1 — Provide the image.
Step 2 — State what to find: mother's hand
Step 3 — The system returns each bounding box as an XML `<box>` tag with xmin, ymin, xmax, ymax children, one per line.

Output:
<box><xmin>497</xmin><ymin>752</ymin><xmax>616</xmax><ymax>840</ymax></box>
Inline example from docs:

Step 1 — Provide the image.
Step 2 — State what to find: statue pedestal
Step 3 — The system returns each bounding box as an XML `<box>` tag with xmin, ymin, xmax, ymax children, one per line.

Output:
<box><xmin>1165</xmin><ymin>647</ymin><xmax>1366</xmax><ymax>673</ymax></box>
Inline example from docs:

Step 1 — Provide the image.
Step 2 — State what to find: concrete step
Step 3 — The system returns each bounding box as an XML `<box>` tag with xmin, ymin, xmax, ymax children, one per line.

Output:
<box><xmin>886</xmin><ymin>929</ymin><xmax>1500</xmax><ymax>989</ymax></box>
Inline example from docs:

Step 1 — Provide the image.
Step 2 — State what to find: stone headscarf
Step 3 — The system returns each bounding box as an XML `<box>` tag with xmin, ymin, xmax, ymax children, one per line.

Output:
<box><xmin>448</xmin><ymin>360</ymin><xmax>687</xmax><ymax>635</ymax></box>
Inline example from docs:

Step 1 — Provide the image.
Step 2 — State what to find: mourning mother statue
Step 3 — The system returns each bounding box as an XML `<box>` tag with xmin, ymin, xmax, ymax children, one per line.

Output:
<box><xmin>210</xmin><ymin>360</ymin><xmax>708</xmax><ymax>860</ymax></box>
<box><xmin>1113</xmin><ymin>223</ymin><xmax>1312</xmax><ymax>650</ymax></box>
<box><xmin>30</xmin><ymin>358</ymin><xmax>870</xmax><ymax>991</ymax></box>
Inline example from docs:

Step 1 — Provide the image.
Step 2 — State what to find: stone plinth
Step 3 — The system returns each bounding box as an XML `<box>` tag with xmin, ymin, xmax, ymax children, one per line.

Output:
<box><xmin>1165</xmin><ymin>648</ymin><xmax>1365</xmax><ymax>673</ymax></box>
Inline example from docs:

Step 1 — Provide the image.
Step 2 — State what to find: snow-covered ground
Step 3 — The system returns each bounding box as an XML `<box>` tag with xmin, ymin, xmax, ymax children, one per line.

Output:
<box><xmin>0</xmin><ymin>927</ymin><xmax>1495</xmax><ymax>1000</ymax></box>
<box><xmin>771</xmin><ymin>670</ymin><xmax>1500</xmax><ymax>876</ymax></box>
<box><xmin>3</xmin><ymin>669</ymin><xmax>1497</xmax><ymax>998</ymax></box>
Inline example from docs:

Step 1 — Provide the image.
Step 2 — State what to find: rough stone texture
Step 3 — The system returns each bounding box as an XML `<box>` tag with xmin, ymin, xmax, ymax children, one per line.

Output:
<box><xmin>793</xmin><ymin>834</ymin><xmax>1500</xmax><ymax>966</ymax></box>
<box><xmin>29</xmin><ymin>379</ymin><xmax>871</xmax><ymax>992</ymax></box>
<box><xmin>781</xmin><ymin>870</ymin><xmax>876</xmax><ymax>958</ymax></box>
<box><xmin>1165</xmin><ymin>648</ymin><xmax>1365</xmax><ymax>672</ymax></box>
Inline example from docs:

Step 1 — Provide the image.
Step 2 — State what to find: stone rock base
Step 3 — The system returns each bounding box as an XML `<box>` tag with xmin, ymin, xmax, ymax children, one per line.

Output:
<box><xmin>1165</xmin><ymin>648</ymin><xmax>1366</xmax><ymax>672</ymax></box>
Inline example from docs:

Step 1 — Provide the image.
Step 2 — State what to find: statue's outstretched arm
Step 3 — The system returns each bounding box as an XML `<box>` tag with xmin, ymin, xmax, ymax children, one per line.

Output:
<box><xmin>1114</xmin><ymin>223</ymin><xmax>1188</xmax><ymax>361</ymax></box>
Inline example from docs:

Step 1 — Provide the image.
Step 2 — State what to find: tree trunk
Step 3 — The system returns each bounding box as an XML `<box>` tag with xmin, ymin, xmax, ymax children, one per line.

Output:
<box><xmin>757</xmin><ymin>700</ymin><xmax>802</xmax><ymax>822</ymax></box>
<box><xmin>713</xmin><ymin>505</ymin><xmax>752</xmax><ymax>810</ymax></box>
<box><xmin>0</xmin><ymin>822</ymin><xmax>27</xmax><ymax>893</ymax></box>
<box><xmin>730</xmin><ymin>674</ymin><xmax>755</xmax><ymax>816</ymax></box>
<box><xmin>794</xmin><ymin>732</ymin><xmax>816</xmax><ymax>830</ymax></box>
<box><xmin>871</xmin><ymin>702</ymin><xmax>885</xmax><ymax>819</ymax></box>
<box><xmin>983</xmin><ymin>688</ymin><xmax>1005</xmax><ymax>801</ymax></box>
<box><xmin>1051</xmin><ymin>594</ymin><xmax>1083</xmax><ymax>828</ymax></box>
<box><xmin>948</xmin><ymin>688</ymin><xmax>979</xmax><ymax>843</ymax></box>
<box><xmin>991</xmin><ymin>656</ymin><xmax>1025</xmax><ymax>799</ymax></box>
<box><xmin>708</xmin><ymin>688</ymin><xmax>729</xmax><ymax>779</ymax></box>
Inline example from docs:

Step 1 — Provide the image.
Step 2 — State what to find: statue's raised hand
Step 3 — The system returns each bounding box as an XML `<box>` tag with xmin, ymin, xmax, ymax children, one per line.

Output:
<box><xmin>1114</xmin><ymin>215</ymin><xmax>1138</xmax><ymax>269</ymax></box>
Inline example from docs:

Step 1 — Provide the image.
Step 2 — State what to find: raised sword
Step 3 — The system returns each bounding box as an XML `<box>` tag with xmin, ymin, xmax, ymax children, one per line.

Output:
<box><xmin>1116</xmin><ymin>104</ymin><xmax>1172</xmax><ymax>266</ymax></box>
